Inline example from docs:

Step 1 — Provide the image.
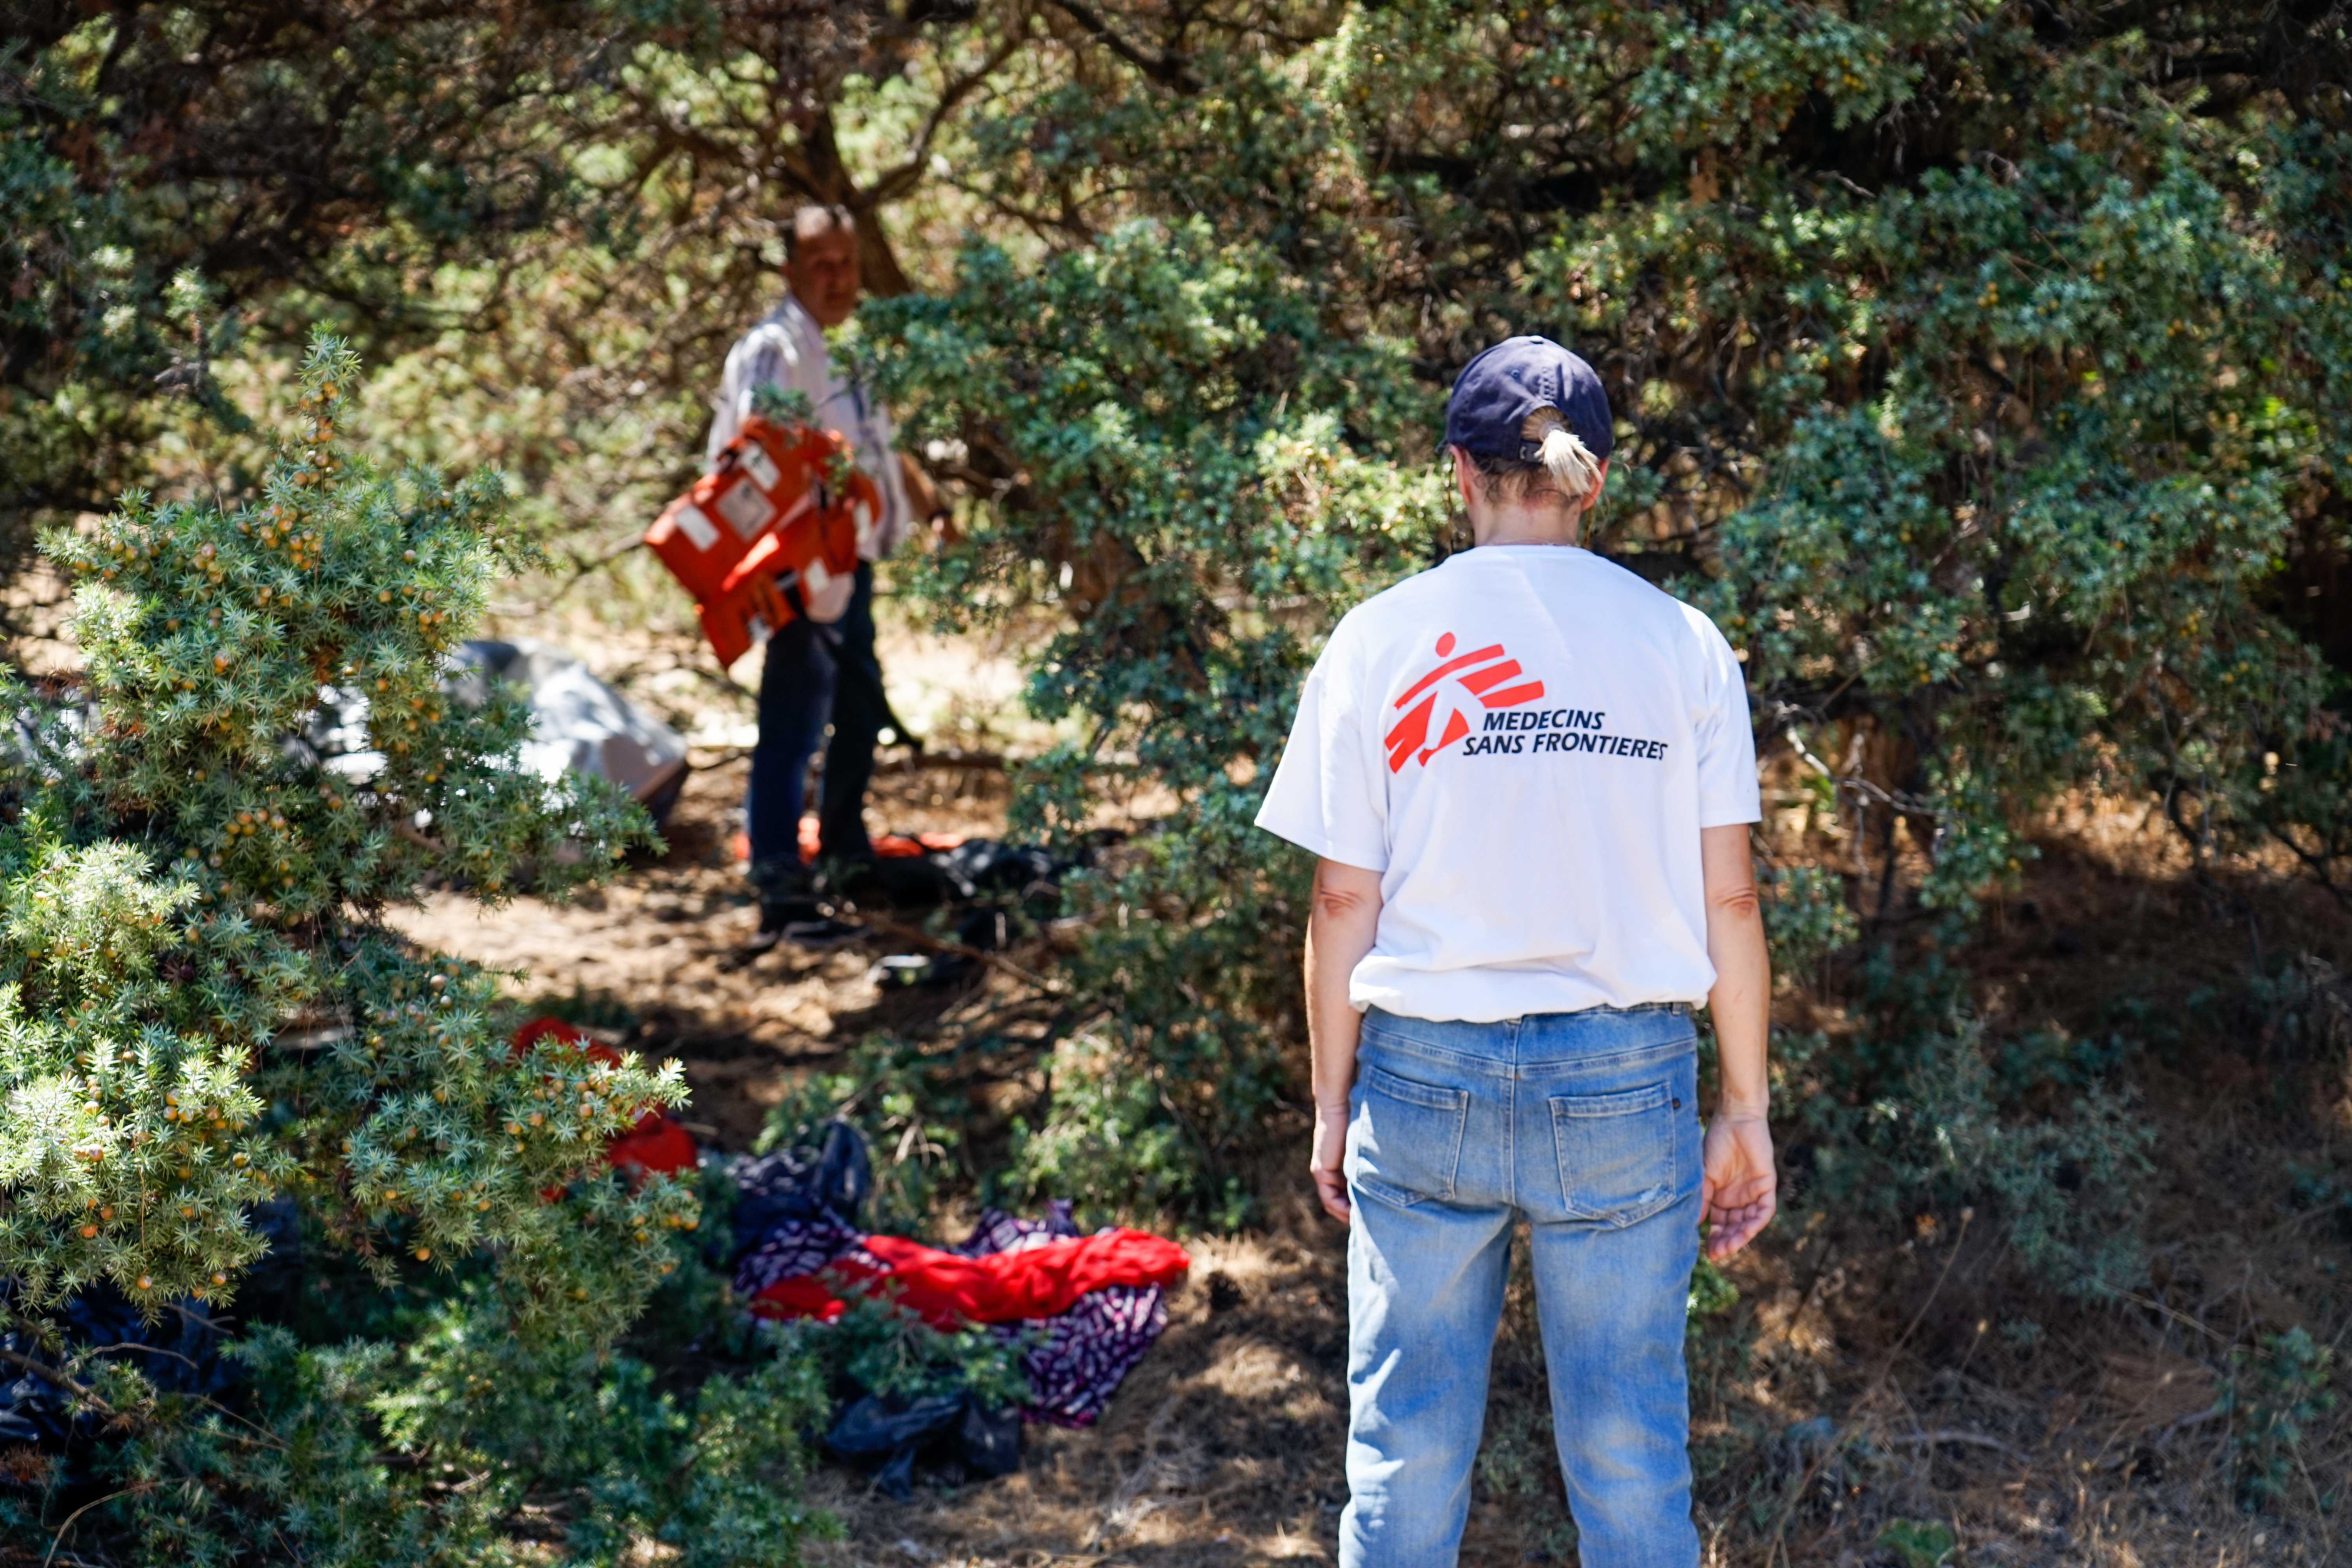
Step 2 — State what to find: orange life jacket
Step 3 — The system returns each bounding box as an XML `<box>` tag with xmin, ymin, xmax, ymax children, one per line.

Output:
<box><xmin>644</xmin><ymin>415</ymin><xmax>878</xmax><ymax>666</ymax></box>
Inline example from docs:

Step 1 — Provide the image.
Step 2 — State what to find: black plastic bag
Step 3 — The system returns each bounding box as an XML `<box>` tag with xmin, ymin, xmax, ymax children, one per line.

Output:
<box><xmin>822</xmin><ymin>854</ymin><xmax>962</xmax><ymax>910</ymax></box>
<box><xmin>955</xmin><ymin>1396</ymin><xmax>1023</xmax><ymax>1480</ymax></box>
<box><xmin>824</xmin><ymin>1391</ymin><xmax>1023</xmax><ymax>1499</ymax></box>
<box><xmin>823</xmin><ymin>837</ymin><xmax>1076</xmax><ymax>916</ymax></box>
<box><xmin>0</xmin><ymin>1281</ymin><xmax>236</xmax><ymax>1447</ymax></box>
<box><xmin>935</xmin><ymin>839</ymin><xmax>1062</xmax><ymax>897</ymax></box>
<box><xmin>730</xmin><ymin>1120</ymin><xmax>872</xmax><ymax>1261</ymax></box>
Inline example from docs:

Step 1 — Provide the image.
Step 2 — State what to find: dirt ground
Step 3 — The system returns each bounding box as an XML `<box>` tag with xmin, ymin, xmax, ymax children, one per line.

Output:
<box><xmin>388</xmin><ymin>739</ymin><xmax>1384</xmax><ymax>1565</ymax></box>
<box><xmin>387</xmin><ymin>624</ymin><xmax>2352</xmax><ymax>1568</ymax></box>
<box><xmin>396</xmin><ymin>749</ymin><xmax>1016</xmax><ymax>1150</ymax></box>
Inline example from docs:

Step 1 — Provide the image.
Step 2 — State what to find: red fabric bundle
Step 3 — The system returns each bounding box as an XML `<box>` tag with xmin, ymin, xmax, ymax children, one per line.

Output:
<box><xmin>604</xmin><ymin>1109</ymin><xmax>699</xmax><ymax>1180</ymax></box>
<box><xmin>789</xmin><ymin>816</ymin><xmax>964</xmax><ymax>863</ymax></box>
<box><xmin>511</xmin><ymin>1017</ymin><xmax>697</xmax><ymax>1181</ymax></box>
<box><xmin>750</xmin><ymin>1228</ymin><xmax>1191</xmax><ymax>1328</ymax></box>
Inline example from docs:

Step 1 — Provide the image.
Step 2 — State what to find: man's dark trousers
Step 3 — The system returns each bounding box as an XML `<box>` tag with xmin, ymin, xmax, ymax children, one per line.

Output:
<box><xmin>816</xmin><ymin>562</ymin><xmax>884</xmax><ymax>861</ymax></box>
<box><xmin>748</xmin><ymin>562</ymin><xmax>880</xmax><ymax>887</ymax></box>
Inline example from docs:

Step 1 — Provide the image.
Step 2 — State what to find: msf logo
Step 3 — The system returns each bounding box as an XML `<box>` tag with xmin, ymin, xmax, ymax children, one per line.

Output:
<box><xmin>1384</xmin><ymin>632</ymin><xmax>1546</xmax><ymax>773</ymax></box>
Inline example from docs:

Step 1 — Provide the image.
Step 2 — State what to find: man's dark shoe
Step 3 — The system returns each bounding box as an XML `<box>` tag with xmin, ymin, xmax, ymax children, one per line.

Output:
<box><xmin>759</xmin><ymin>894</ymin><xmax>825</xmax><ymax>930</ymax></box>
<box><xmin>735</xmin><ymin>894</ymin><xmax>826</xmax><ymax>958</ymax></box>
<box><xmin>783</xmin><ymin>916</ymin><xmax>871</xmax><ymax>951</ymax></box>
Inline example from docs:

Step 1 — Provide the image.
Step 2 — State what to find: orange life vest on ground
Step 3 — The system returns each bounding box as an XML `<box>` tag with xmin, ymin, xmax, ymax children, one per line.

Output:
<box><xmin>644</xmin><ymin>415</ymin><xmax>877</xmax><ymax>667</ymax></box>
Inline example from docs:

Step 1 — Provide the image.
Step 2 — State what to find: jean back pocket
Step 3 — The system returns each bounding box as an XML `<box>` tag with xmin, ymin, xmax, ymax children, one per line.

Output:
<box><xmin>1548</xmin><ymin>1081</ymin><xmax>1679</xmax><ymax>1225</ymax></box>
<box><xmin>1349</xmin><ymin>1063</ymin><xmax>1470</xmax><ymax>1209</ymax></box>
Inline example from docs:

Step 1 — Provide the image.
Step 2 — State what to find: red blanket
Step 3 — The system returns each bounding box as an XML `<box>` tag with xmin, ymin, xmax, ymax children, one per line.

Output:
<box><xmin>750</xmin><ymin>1228</ymin><xmax>1191</xmax><ymax>1328</ymax></box>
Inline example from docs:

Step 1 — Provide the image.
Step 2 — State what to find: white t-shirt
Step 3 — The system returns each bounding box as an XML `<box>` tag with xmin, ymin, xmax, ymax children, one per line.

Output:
<box><xmin>706</xmin><ymin>296</ymin><xmax>911</xmax><ymax>561</ymax></box>
<box><xmin>1254</xmin><ymin>544</ymin><xmax>1760</xmax><ymax>1022</ymax></box>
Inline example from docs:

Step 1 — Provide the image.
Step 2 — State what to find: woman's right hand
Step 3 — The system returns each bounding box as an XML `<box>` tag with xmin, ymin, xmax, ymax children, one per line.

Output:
<box><xmin>1311</xmin><ymin>1101</ymin><xmax>1351</xmax><ymax>1222</ymax></box>
<box><xmin>1699</xmin><ymin>1112</ymin><xmax>1777</xmax><ymax>1260</ymax></box>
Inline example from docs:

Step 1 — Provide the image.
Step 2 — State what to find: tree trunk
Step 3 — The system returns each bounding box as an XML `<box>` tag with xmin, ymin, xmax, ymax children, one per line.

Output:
<box><xmin>787</xmin><ymin>106</ymin><xmax>916</xmax><ymax>298</ymax></box>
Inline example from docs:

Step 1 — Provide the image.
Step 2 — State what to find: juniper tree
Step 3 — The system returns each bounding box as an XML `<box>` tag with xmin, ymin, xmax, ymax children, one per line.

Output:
<box><xmin>1</xmin><ymin>0</ymin><xmax>939</xmax><ymax>621</ymax></box>
<box><xmin>3</xmin><ymin>332</ymin><xmax>693</xmax><ymax>1345</ymax></box>
<box><xmin>846</xmin><ymin>0</ymin><xmax>2352</xmax><ymax>1227</ymax></box>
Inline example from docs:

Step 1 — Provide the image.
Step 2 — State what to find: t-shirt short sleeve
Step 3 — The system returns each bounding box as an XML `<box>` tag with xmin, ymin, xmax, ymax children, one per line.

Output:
<box><xmin>1254</xmin><ymin>634</ymin><xmax>1389</xmax><ymax>872</ymax></box>
<box><xmin>1689</xmin><ymin>612</ymin><xmax>1763</xmax><ymax>829</ymax></box>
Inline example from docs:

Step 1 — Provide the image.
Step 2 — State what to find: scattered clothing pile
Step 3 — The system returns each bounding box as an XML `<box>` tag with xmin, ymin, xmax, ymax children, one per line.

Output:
<box><xmin>845</xmin><ymin>836</ymin><xmax>1092</xmax><ymax>980</ymax></box>
<box><xmin>831</xmin><ymin>832</ymin><xmax>1070</xmax><ymax>913</ymax></box>
<box><xmin>731</xmin><ymin>1126</ymin><xmax>1187</xmax><ymax>1428</ymax></box>
<box><xmin>504</xmin><ymin>1041</ymin><xmax>1185</xmax><ymax>1481</ymax></box>
<box><xmin>830</xmin><ymin>831</ymin><xmax>1057</xmax><ymax>919</ymax></box>
<box><xmin>735</xmin><ymin>1214</ymin><xmax>1187</xmax><ymax>1364</ymax></box>
<box><xmin>6</xmin><ymin>1039</ymin><xmax>1176</xmax><ymax>1507</ymax></box>
<box><xmin>938</xmin><ymin>1205</ymin><xmax>1183</xmax><ymax>1429</ymax></box>
<box><xmin>742</xmin><ymin>820</ymin><xmax>1106</xmax><ymax>967</ymax></box>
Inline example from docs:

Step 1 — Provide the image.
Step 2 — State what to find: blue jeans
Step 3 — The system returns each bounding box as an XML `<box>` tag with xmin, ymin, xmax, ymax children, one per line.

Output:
<box><xmin>1341</xmin><ymin>1005</ymin><xmax>1703</xmax><ymax>1568</ymax></box>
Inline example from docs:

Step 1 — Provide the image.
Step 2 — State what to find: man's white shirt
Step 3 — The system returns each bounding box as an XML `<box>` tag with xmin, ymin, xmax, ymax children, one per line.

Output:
<box><xmin>706</xmin><ymin>295</ymin><xmax>910</xmax><ymax>561</ymax></box>
<box><xmin>1254</xmin><ymin>544</ymin><xmax>1762</xmax><ymax>1022</ymax></box>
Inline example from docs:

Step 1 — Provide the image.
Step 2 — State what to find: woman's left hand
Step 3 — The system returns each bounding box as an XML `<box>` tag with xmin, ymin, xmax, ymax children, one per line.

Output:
<box><xmin>1310</xmin><ymin>1102</ymin><xmax>1350</xmax><ymax>1222</ymax></box>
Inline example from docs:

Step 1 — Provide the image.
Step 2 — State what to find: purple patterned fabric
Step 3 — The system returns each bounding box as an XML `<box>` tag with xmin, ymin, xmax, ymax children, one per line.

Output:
<box><xmin>733</xmin><ymin>1218</ymin><xmax>878</xmax><ymax>1299</ymax></box>
<box><xmin>951</xmin><ymin>1200</ymin><xmax>1083</xmax><ymax>1257</ymax></box>
<box><xmin>998</xmin><ymin>1279</ymin><xmax>1170</xmax><ymax>1428</ymax></box>
<box><xmin>952</xmin><ymin>1203</ymin><xmax>1171</xmax><ymax>1428</ymax></box>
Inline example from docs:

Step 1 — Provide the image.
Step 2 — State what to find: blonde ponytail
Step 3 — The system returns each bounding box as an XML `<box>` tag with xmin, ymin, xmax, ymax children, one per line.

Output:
<box><xmin>1524</xmin><ymin>407</ymin><xmax>1601</xmax><ymax>505</ymax></box>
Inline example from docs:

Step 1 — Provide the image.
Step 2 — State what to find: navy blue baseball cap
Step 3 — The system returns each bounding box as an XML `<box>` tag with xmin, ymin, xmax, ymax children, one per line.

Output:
<box><xmin>1443</xmin><ymin>336</ymin><xmax>1613</xmax><ymax>463</ymax></box>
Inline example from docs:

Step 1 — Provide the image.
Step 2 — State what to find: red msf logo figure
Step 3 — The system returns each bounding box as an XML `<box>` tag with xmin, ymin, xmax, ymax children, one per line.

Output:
<box><xmin>1384</xmin><ymin>632</ymin><xmax>1546</xmax><ymax>773</ymax></box>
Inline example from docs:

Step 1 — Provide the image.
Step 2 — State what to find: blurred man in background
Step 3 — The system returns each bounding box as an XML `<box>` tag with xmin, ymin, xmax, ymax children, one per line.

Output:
<box><xmin>707</xmin><ymin>203</ymin><xmax>948</xmax><ymax>950</ymax></box>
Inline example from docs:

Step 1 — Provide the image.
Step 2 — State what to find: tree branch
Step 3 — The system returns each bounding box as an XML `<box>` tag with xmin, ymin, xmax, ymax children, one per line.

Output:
<box><xmin>867</xmin><ymin>34</ymin><xmax>1022</xmax><ymax>206</ymax></box>
<box><xmin>1041</xmin><ymin>0</ymin><xmax>1202</xmax><ymax>93</ymax></box>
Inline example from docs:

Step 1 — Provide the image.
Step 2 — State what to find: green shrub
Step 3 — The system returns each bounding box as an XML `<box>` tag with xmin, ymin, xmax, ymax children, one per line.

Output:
<box><xmin>859</xmin><ymin>217</ymin><xmax>1445</xmax><ymax>1215</ymax></box>
<box><xmin>7</xmin><ymin>334</ymin><xmax>685</xmax><ymax>1333</ymax></box>
<box><xmin>1795</xmin><ymin>985</ymin><xmax>2156</xmax><ymax>1299</ymax></box>
<box><xmin>0</xmin><ymin>334</ymin><xmax>836</xmax><ymax>1564</ymax></box>
<box><xmin>2225</xmin><ymin>1327</ymin><xmax>2338</xmax><ymax>1512</ymax></box>
<box><xmin>757</xmin><ymin>1035</ymin><xmax>970</xmax><ymax>1233</ymax></box>
<box><xmin>789</xmin><ymin>1294</ymin><xmax>1034</xmax><ymax>1412</ymax></box>
<box><xmin>1760</xmin><ymin>863</ymin><xmax>1860</xmax><ymax>990</ymax></box>
<box><xmin>1002</xmin><ymin>1027</ymin><xmax>1207</xmax><ymax>1224</ymax></box>
<box><xmin>852</xmin><ymin>4</ymin><xmax>2352</xmax><ymax>1223</ymax></box>
<box><xmin>1977</xmin><ymin>1084</ymin><xmax>2157</xmax><ymax>1300</ymax></box>
<box><xmin>103</xmin><ymin>1305</ymin><xmax>835</xmax><ymax>1568</ymax></box>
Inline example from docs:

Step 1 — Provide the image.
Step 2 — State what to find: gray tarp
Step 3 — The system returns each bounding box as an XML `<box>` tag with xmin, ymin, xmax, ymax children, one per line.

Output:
<box><xmin>447</xmin><ymin>640</ymin><xmax>690</xmax><ymax>821</ymax></box>
<box><xmin>309</xmin><ymin>639</ymin><xmax>690</xmax><ymax>824</ymax></box>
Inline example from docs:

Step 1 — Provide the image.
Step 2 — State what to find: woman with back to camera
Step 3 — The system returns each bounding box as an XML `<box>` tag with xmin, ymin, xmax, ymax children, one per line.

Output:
<box><xmin>1255</xmin><ymin>337</ymin><xmax>1777</xmax><ymax>1568</ymax></box>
